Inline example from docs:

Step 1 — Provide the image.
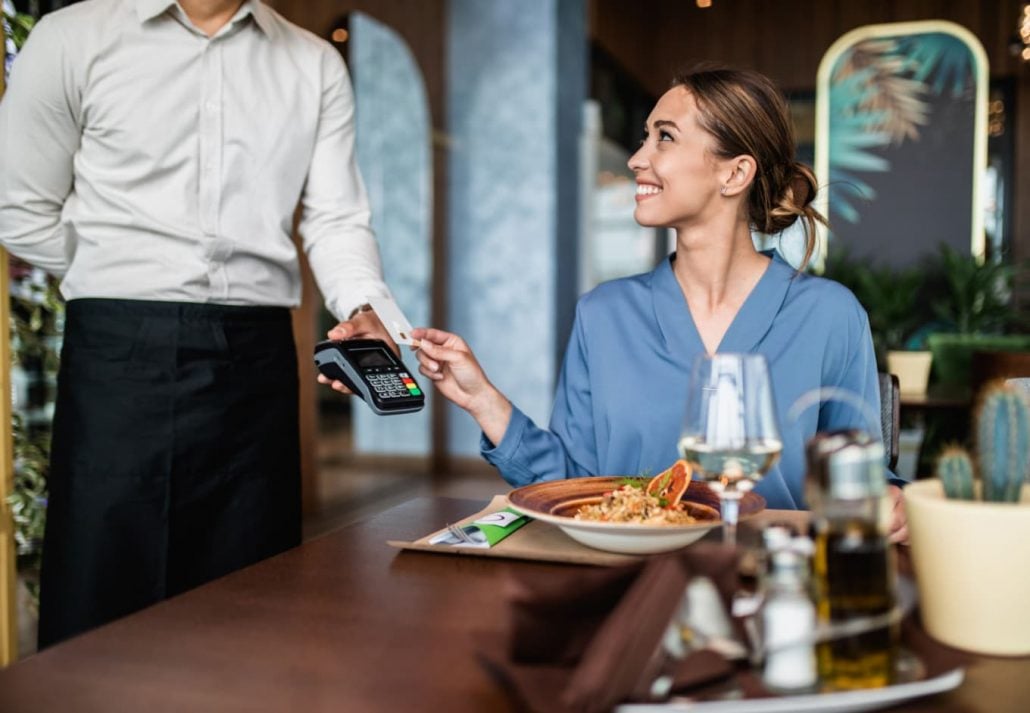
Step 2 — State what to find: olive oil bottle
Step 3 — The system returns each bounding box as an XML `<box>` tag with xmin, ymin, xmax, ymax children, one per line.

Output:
<box><xmin>805</xmin><ymin>430</ymin><xmax>898</xmax><ymax>691</ymax></box>
<box><xmin>813</xmin><ymin>520</ymin><xmax>898</xmax><ymax>689</ymax></box>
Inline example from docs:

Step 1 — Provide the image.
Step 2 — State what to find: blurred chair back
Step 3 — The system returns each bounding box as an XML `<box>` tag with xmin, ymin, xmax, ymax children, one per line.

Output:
<box><xmin>878</xmin><ymin>373</ymin><xmax>900</xmax><ymax>472</ymax></box>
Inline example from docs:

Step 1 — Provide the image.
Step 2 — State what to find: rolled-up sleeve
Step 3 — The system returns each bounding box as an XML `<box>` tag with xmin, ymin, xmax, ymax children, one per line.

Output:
<box><xmin>298</xmin><ymin>47</ymin><xmax>391</xmax><ymax>321</ymax></box>
<box><xmin>482</xmin><ymin>303</ymin><xmax>599</xmax><ymax>485</ymax></box>
<box><xmin>0</xmin><ymin>17</ymin><xmax>81</xmax><ymax>276</ymax></box>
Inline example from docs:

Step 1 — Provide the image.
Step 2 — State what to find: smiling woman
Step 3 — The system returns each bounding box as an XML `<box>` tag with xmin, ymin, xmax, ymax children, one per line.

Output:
<box><xmin>411</xmin><ymin>65</ymin><xmax>907</xmax><ymax>541</ymax></box>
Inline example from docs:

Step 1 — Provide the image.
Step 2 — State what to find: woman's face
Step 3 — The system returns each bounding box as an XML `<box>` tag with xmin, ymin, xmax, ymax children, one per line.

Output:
<box><xmin>628</xmin><ymin>87</ymin><xmax>730</xmax><ymax>230</ymax></box>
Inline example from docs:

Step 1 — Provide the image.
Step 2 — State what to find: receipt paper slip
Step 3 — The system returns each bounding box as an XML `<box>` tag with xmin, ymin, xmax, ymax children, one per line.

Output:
<box><xmin>428</xmin><ymin>508</ymin><xmax>529</xmax><ymax>548</ymax></box>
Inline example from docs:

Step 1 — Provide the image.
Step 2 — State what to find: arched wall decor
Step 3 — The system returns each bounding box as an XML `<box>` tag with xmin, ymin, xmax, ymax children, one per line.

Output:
<box><xmin>814</xmin><ymin>21</ymin><xmax>989</xmax><ymax>268</ymax></box>
<box><xmin>349</xmin><ymin>12</ymin><xmax>433</xmax><ymax>455</ymax></box>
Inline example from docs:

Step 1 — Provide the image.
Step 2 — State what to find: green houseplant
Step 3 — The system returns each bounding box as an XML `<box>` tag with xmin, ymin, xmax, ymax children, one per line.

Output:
<box><xmin>904</xmin><ymin>381</ymin><xmax>1030</xmax><ymax>655</ymax></box>
<box><xmin>822</xmin><ymin>249</ymin><xmax>933</xmax><ymax>393</ymax></box>
<box><xmin>925</xmin><ymin>245</ymin><xmax>1030</xmax><ymax>388</ymax></box>
<box><xmin>4</xmin><ymin>5</ymin><xmax>57</xmax><ymax>622</ymax></box>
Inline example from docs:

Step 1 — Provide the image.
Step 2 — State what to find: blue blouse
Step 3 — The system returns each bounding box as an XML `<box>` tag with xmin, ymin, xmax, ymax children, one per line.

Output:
<box><xmin>482</xmin><ymin>252</ymin><xmax>898</xmax><ymax>510</ymax></box>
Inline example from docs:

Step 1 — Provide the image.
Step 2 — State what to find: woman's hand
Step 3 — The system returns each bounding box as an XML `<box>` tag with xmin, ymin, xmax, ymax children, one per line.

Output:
<box><xmin>411</xmin><ymin>327</ymin><xmax>512</xmax><ymax>444</ymax></box>
<box><xmin>887</xmin><ymin>484</ymin><xmax>909</xmax><ymax>545</ymax></box>
<box><xmin>317</xmin><ymin>308</ymin><xmax>400</xmax><ymax>395</ymax></box>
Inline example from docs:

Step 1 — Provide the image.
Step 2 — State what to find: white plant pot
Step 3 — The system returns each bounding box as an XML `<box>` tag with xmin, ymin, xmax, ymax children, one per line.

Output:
<box><xmin>904</xmin><ymin>479</ymin><xmax>1030</xmax><ymax>656</ymax></box>
<box><xmin>887</xmin><ymin>350</ymin><xmax>933</xmax><ymax>395</ymax></box>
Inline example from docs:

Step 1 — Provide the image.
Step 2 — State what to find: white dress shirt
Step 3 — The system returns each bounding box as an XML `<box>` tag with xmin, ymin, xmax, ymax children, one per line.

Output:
<box><xmin>0</xmin><ymin>0</ymin><xmax>391</xmax><ymax>320</ymax></box>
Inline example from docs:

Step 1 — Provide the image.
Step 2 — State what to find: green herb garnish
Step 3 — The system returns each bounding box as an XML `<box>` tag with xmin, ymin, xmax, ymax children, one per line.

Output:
<box><xmin>616</xmin><ymin>477</ymin><xmax>645</xmax><ymax>489</ymax></box>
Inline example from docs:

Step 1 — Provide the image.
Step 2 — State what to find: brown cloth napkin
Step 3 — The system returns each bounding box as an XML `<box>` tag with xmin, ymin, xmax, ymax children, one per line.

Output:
<box><xmin>478</xmin><ymin>543</ymin><xmax>974</xmax><ymax>713</ymax></box>
<box><xmin>478</xmin><ymin>543</ymin><xmax>743</xmax><ymax>713</ymax></box>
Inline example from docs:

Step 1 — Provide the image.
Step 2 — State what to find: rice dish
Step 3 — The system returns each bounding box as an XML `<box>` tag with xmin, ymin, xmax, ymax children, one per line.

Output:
<box><xmin>574</xmin><ymin>484</ymin><xmax>698</xmax><ymax>525</ymax></box>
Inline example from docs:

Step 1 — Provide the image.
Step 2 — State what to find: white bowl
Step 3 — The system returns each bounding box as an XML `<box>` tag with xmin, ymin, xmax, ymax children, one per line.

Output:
<box><xmin>506</xmin><ymin>476</ymin><xmax>765</xmax><ymax>555</ymax></box>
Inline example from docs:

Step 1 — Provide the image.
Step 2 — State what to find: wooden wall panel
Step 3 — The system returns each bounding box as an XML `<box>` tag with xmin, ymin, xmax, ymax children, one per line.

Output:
<box><xmin>591</xmin><ymin>0</ymin><xmax>1024</xmax><ymax>95</ymax></box>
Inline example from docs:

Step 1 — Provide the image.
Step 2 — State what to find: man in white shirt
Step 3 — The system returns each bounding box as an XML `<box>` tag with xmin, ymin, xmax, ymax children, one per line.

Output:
<box><xmin>0</xmin><ymin>0</ymin><xmax>395</xmax><ymax>647</ymax></box>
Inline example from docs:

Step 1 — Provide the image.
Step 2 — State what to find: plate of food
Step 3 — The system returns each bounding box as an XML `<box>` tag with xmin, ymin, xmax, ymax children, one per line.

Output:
<box><xmin>506</xmin><ymin>462</ymin><xmax>766</xmax><ymax>554</ymax></box>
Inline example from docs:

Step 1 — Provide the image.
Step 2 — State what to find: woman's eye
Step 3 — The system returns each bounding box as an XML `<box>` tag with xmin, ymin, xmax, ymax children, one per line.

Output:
<box><xmin>658</xmin><ymin>130</ymin><xmax>673</xmax><ymax>142</ymax></box>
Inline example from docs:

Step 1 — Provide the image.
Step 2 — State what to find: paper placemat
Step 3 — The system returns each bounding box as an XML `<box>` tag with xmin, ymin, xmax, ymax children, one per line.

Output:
<box><xmin>388</xmin><ymin>495</ymin><xmax>641</xmax><ymax>567</ymax></box>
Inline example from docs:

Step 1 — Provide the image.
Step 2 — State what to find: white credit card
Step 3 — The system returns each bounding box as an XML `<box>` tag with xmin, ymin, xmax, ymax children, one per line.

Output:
<box><xmin>368</xmin><ymin>294</ymin><xmax>419</xmax><ymax>346</ymax></box>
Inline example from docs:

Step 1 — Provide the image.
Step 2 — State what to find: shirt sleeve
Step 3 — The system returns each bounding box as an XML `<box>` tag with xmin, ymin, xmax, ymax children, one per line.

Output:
<box><xmin>298</xmin><ymin>47</ymin><xmax>391</xmax><ymax>321</ymax></box>
<box><xmin>481</xmin><ymin>303</ymin><xmax>599</xmax><ymax>486</ymax></box>
<box><xmin>819</xmin><ymin>297</ymin><xmax>906</xmax><ymax>486</ymax></box>
<box><xmin>0</xmin><ymin>16</ymin><xmax>81</xmax><ymax>276</ymax></box>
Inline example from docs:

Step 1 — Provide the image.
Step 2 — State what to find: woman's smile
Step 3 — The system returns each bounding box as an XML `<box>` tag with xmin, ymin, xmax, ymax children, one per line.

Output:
<box><xmin>635</xmin><ymin>182</ymin><xmax>663</xmax><ymax>202</ymax></box>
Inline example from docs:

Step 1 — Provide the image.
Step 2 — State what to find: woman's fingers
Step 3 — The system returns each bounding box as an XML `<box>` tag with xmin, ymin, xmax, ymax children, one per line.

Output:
<box><xmin>419</xmin><ymin>364</ymin><xmax>444</xmax><ymax>381</ymax></box>
<box><xmin>888</xmin><ymin>525</ymin><xmax>909</xmax><ymax>545</ymax></box>
<box><xmin>416</xmin><ymin>335</ymin><xmax>472</xmax><ymax>368</ymax></box>
<box><xmin>887</xmin><ymin>485</ymin><xmax>909</xmax><ymax>545</ymax></box>
<box><xmin>411</xmin><ymin>327</ymin><xmax>466</xmax><ymax>351</ymax></box>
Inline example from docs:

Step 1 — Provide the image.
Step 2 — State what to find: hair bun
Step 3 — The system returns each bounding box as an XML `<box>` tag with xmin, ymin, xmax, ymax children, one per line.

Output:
<box><xmin>787</xmin><ymin>163</ymin><xmax>815</xmax><ymax>208</ymax></box>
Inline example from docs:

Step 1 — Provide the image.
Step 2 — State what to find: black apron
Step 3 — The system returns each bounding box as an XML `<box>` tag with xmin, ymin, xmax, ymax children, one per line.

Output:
<box><xmin>38</xmin><ymin>299</ymin><xmax>301</xmax><ymax>648</ymax></box>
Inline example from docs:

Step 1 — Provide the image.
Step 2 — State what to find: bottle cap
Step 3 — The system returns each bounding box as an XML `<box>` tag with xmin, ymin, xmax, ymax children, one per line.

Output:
<box><xmin>763</xmin><ymin>525</ymin><xmax>793</xmax><ymax>552</ymax></box>
<box><xmin>806</xmin><ymin>429</ymin><xmax>885</xmax><ymax>501</ymax></box>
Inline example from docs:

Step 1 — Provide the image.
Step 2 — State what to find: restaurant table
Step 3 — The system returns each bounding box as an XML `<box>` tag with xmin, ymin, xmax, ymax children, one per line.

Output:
<box><xmin>0</xmin><ymin>496</ymin><xmax>1027</xmax><ymax>712</ymax></box>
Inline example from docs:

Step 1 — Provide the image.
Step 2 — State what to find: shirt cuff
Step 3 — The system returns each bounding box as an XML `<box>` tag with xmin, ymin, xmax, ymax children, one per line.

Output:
<box><xmin>327</xmin><ymin>285</ymin><xmax>392</xmax><ymax>324</ymax></box>
<box><xmin>480</xmin><ymin>406</ymin><xmax>549</xmax><ymax>489</ymax></box>
<box><xmin>480</xmin><ymin>405</ymin><xmax>529</xmax><ymax>464</ymax></box>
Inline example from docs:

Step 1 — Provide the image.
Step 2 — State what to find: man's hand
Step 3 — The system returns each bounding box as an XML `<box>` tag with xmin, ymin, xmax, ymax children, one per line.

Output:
<box><xmin>887</xmin><ymin>484</ymin><xmax>909</xmax><ymax>545</ymax></box>
<box><xmin>316</xmin><ymin>308</ymin><xmax>400</xmax><ymax>395</ymax></box>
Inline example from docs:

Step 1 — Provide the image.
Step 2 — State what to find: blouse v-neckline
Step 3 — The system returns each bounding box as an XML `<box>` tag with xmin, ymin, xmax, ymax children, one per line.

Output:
<box><xmin>651</xmin><ymin>251</ymin><xmax>795</xmax><ymax>356</ymax></box>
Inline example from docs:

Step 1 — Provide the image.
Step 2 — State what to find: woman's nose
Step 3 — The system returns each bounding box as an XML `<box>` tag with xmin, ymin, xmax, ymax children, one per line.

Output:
<box><xmin>627</xmin><ymin>146</ymin><xmax>647</xmax><ymax>172</ymax></box>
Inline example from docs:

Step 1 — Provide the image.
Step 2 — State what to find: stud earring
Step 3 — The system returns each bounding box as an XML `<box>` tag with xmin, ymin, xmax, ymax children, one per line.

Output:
<box><xmin>720</xmin><ymin>186</ymin><xmax>728</xmax><ymax>195</ymax></box>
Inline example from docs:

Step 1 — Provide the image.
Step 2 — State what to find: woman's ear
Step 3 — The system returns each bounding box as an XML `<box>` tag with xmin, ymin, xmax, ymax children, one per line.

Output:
<box><xmin>720</xmin><ymin>155</ymin><xmax>757</xmax><ymax>197</ymax></box>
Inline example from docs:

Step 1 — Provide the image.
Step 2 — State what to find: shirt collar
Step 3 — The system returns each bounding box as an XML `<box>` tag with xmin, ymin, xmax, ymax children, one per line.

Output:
<box><xmin>244</xmin><ymin>1</ymin><xmax>273</xmax><ymax>35</ymax></box>
<box><xmin>136</xmin><ymin>0</ymin><xmax>176</xmax><ymax>23</ymax></box>
<box><xmin>135</xmin><ymin>0</ymin><xmax>271</xmax><ymax>35</ymax></box>
<box><xmin>651</xmin><ymin>249</ymin><xmax>795</xmax><ymax>356</ymax></box>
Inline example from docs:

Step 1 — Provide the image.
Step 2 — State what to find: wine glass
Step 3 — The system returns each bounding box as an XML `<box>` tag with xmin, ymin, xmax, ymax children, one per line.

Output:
<box><xmin>678</xmin><ymin>353</ymin><xmax>782</xmax><ymax>546</ymax></box>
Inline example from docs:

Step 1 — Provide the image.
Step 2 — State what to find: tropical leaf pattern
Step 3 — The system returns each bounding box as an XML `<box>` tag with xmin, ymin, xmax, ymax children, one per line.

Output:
<box><xmin>834</xmin><ymin>39</ymin><xmax>929</xmax><ymax>144</ymax></box>
<box><xmin>903</xmin><ymin>33</ymin><xmax>974</xmax><ymax>97</ymax></box>
<box><xmin>826</xmin><ymin>31</ymin><xmax>976</xmax><ymax>226</ymax></box>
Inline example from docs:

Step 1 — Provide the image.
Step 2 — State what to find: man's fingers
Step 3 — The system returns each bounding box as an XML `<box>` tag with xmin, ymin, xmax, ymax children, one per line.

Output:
<box><xmin>328</xmin><ymin>322</ymin><xmax>355</xmax><ymax>340</ymax></box>
<box><xmin>316</xmin><ymin>371</ymin><xmax>354</xmax><ymax>394</ymax></box>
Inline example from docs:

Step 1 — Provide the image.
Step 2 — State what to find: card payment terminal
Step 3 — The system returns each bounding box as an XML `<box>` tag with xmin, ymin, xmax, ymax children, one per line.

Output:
<box><xmin>314</xmin><ymin>339</ymin><xmax>425</xmax><ymax>415</ymax></box>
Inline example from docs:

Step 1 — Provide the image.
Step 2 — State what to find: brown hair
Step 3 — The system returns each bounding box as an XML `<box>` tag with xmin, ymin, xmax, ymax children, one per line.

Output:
<box><xmin>671</xmin><ymin>66</ymin><xmax>826</xmax><ymax>267</ymax></box>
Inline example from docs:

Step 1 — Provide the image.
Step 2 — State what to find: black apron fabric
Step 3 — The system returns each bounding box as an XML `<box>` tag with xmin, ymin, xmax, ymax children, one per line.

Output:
<box><xmin>38</xmin><ymin>299</ymin><xmax>301</xmax><ymax>648</ymax></box>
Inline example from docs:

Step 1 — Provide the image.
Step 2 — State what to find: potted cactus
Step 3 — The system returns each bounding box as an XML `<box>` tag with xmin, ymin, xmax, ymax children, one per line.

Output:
<box><xmin>904</xmin><ymin>381</ymin><xmax>1030</xmax><ymax>655</ymax></box>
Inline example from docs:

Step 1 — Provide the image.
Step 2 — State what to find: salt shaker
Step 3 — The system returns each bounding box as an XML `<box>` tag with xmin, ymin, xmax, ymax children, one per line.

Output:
<box><xmin>761</xmin><ymin>535</ymin><xmax>818</xmax><ymax>694</ymax></box>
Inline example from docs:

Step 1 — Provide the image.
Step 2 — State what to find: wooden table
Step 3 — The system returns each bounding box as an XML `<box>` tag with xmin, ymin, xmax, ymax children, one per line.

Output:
<box><xmin>0</xmin><ymin>497</ymin><xmax>1026</xmax><ymax>712</ymax></box>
